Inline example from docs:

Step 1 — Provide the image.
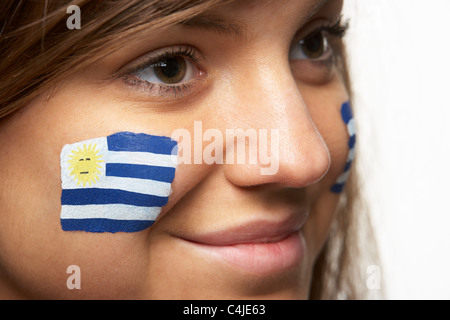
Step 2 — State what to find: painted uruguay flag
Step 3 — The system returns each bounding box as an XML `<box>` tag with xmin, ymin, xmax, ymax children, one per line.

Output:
<box><xmin>60</xmin><ymin>132</ymin><xmax>178</xmax><ymax>233</ymax></box>
<box><xmin>330</xmin><ymin>101</ymin><xmax>356</xmax><ymax>194</ymax></box>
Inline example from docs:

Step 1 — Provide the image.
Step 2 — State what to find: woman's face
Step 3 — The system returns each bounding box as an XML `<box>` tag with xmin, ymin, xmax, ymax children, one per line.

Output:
<box><xmin>0</xmin><ymin>0</ymin><xmax>350</xmax><ymax>299</ymax></box>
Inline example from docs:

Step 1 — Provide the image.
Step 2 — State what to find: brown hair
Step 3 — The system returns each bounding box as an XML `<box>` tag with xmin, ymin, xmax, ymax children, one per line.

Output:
<box><xmin>0</xmin><ymin>0</ymin><xmax>233</xmax><ymax>118</ymax></box>
<box><xmin>0</xmin><ymin>0</ymin><xmax>380</xmax><ymax>299</ymax></box>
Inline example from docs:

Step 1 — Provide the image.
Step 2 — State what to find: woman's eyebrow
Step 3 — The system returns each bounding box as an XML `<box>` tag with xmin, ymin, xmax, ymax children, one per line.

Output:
<box><xmin>179</xmin><ymin>14</ymin><xmax>247</xmax><ymax>39</ymax></box>
<box><xmin>306</xmin><ymin>0</ymin><xmax>332</xmax><ymax>20</ymax></box>
<box><xmin>178</xmin><ymin>0</ymin><xmax>332</xmax><ymax>38</ymax></box>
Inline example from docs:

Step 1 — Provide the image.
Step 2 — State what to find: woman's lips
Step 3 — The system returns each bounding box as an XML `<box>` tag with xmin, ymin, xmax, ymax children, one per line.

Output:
<box><xmin>175</xmin><ymin>216</ymin><xmax>307</xmax><ymax>275</ymax></box>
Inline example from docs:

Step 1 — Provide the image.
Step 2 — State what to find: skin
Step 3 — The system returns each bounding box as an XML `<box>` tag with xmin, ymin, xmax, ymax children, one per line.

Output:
<box><xmin>0</xmin><ymin>0</ymin><xmax>349</xmax><ymax>299</ymax></box>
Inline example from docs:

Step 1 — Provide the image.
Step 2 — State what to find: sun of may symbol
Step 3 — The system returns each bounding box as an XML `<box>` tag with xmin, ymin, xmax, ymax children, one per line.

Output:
<box><xmin>67</xmin><ymin>143</ymin><xmax>104</xmax><ymax>187</ymax></box>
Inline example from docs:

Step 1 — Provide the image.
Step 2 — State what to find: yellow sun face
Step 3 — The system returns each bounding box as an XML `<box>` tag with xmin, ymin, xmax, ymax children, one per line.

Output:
<box><xmin>67</xmin><ymin>143</ymin><xmax>104</xmax><ymax>186</ymax></box>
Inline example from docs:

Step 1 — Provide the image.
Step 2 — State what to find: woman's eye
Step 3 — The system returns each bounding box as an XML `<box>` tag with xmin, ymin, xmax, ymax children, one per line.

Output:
<box><xmin>289</xmin><ymin>30</ymin><xmax>330</xmax><ymax>61</ymax></box>
<box><xmin>136</xmin><ymin>55</ymin><xmax>195</xmax><ymax>85</ymax></box>
<box><xmin>120</xmin><ymin>46</ymin><xmax>205</xmax><ymax>97</ymax></box>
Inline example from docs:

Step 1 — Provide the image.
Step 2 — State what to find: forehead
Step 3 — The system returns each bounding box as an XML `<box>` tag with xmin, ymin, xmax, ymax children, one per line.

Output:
<box><xmin>179</xmin><ymin>0</ymin><xmax>338</xmax><ymax>37</ymax></box>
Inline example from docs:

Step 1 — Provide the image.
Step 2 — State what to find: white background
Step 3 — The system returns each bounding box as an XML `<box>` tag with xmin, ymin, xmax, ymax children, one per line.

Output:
<box><xmin>342</xmin><ymin>0</ymin><xmax>450</xmax><ymax>299</ymax></box>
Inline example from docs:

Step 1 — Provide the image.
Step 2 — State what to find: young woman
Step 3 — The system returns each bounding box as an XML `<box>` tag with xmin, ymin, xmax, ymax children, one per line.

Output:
<box><xmin>0</xmin><ymin>0</ymin><xmax>378</xmax><ymax>299</ymax></box>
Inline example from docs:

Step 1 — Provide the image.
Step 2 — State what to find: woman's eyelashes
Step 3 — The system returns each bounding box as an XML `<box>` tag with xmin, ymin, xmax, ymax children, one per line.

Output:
<box><xmin>289</xmin><ymin>19</ymin><xmax>348</xmax><ymax>83</ymax></box>
<box><xmin>121</xmin><ymin>46</ymin><xmax>205</xmax><ymax>97</ymax></box>
<box><xmin>290</xmin><ymin>18</ymin><xmax>348</xmax><ymax>62</ymax></box>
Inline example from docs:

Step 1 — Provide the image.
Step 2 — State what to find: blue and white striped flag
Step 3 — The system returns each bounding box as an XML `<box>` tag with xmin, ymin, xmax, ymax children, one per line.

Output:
<box><xmin>330</xmin><ymin>101</ymin><xmax>356</xmax><ymax>193</ymax></box>
<box><xmin>60</xmin><ymin>131</ymin><xmax>178</xmax><ymax>233</ymax></box>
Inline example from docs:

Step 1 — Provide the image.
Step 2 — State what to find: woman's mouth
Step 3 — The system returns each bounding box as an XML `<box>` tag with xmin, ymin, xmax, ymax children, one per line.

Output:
<box><xmin>174</xmin><ymin>214</ymin><xmax>307</xmax><ymax>275</ymax></box>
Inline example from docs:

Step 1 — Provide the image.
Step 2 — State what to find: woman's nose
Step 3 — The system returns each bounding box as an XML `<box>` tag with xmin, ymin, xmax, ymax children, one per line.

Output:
<box><xmin>221</xmin><ymin>57</ymin><xmax>331</xmax><ymax>188</ymax></box>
